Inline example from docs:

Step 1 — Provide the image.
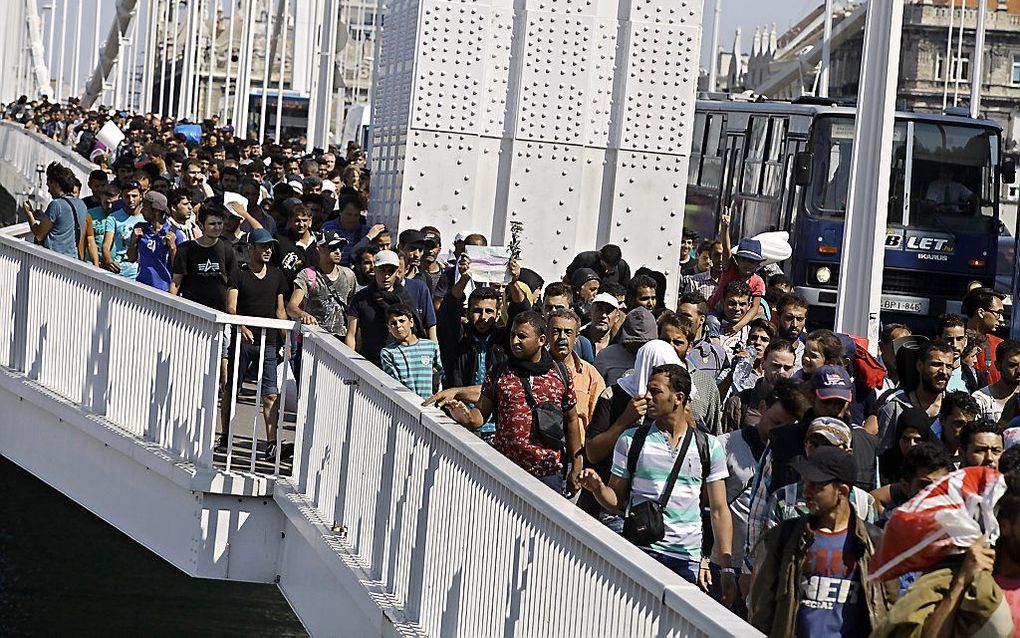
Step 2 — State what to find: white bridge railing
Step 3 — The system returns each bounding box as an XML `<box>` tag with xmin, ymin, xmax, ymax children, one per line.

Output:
<box><xmin>0</xmin><ymin>123</ymin><xmax>754</xmax><ymax>637</ymax></box>
<box><xmin>293</xmin><ymin>331</ymin><xmax>752</xmax><ymax>636</ymax></box>
<box><xmin>0</xmin><ymin>120</ymin><xmax>96</xmax><ymax>209</ymax></box>
<box><xmin>0</xmin><ymin>225</ymin><xmax>298</xmax><ymax>472</ymax></box>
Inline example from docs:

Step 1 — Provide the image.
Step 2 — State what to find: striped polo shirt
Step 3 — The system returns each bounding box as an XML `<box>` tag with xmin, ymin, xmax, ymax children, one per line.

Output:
<box><xmin>611</xmin><ymin>424</ymin><xmax>728</xmax><ymax>560</ymax></box>
<box><xmin>380</xmin><ymin>339</ymin><xmax>443</xmax><ymax>400</ymax></box>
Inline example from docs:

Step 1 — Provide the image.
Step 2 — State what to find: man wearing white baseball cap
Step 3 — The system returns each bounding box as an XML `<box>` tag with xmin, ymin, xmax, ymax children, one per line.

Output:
<box><xmin>346</xmin><ymin>249</ymin><xmax>436</xmax><ymax>366</ymax></box>
<box><xmin>581</xmin><ymin>292</ymin><xmax>620</xmax><ymax>356</ymax></box>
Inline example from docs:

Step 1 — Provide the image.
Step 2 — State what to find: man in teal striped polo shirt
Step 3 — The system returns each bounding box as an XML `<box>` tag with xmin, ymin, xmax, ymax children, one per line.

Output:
<box><xmin>578</xmin><ymin>364</ymin><xmax>736</xmax><ymax>602</ymax></box>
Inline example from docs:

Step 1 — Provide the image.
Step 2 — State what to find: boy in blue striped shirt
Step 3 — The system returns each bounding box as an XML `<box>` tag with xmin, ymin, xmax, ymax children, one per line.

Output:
<box><xmin>381</xmin><ymin>304</ymin><xmax>443</xmax><ymax>399</ymax></box>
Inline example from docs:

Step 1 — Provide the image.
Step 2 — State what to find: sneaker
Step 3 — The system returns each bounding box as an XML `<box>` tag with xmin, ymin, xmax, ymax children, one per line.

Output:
<box><xmin>215</xmin><ymin>435</ymin><xmax>229</xmax><ymax>452</ymax></box>
<box><xmin>263</xmin><ymin>441</ymin><xmax>277</xmax><ymax>462</ymax></box>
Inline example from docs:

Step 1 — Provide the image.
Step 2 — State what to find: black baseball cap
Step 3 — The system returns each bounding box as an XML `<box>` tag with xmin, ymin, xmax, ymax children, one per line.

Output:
<box><xmin>420</xmin><ymin>230</ymin><xmax>441</xmax><ymax>248</ymax></box>
<box><xmin>399</xmin><ymin>229</ymin><xmax>426</xmax><ymax>247</ymax></box>
<box><xmin>318</xmin><ymin>231</ymin><xmax>348</xmax><ymax>249</ymax></box>
<box><xmin>791</xmin><ymin>446</ymin><xmax>856</xmax><ymax>485</ymax></box>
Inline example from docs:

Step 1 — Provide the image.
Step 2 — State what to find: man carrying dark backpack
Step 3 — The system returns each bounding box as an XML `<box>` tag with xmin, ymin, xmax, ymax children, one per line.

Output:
<box><xmin>578</xmin><ymin>364</ymin><xmax>736</xmax><ymax>602</ymax></box>
<box><xmin>442</xmin><ymin>311</ymin><xmax>583</xmax><ymax>497</ymax></box>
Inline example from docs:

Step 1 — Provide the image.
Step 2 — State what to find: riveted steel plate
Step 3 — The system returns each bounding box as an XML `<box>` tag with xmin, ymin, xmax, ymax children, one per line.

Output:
<box><xmin>605</xmin><ymin>150</ymin><xmax>690</xmax><ymax>280</ymax></box>
<box><xmin>516</xmin><ymin>12</ymin><xmax>594</xmax><ymax>145</ymax></box>
<box><xmin>479</xmin><ymin>8</ymin><xmax>515</xmax><ymax>137</ymax></box>
<box><xmin>411</xmin><ymin>1</ymin><xmax>489</xmax><ymax>134</ymax></box>
<box><xmin>505</xmin><ymin>141</ymin><xmax>591</xmax><ymax>272</ymax></box>
<box><xmin>629</xmin><ymin>0</ymin><xmax>699</xmax><ymax>26</ymax></box>
<box><xmin>620</xmin><ymin>23</ymin><xmax>698</xmax><ymax>155</ymax></box>
<box><xmin>400</xmin><ymin>130</ymin><xmax>500</xmax><ymax>241</ymax></box>
<box><xmin>371</xmin><ymin>0</ymin><xmax>703</xmax><ymax>296</ymax></box>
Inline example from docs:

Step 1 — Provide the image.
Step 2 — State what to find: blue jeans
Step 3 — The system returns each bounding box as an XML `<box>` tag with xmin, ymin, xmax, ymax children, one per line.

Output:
<box><xmin>227</xmin><ymin>340</ymin><xmax>279</xmax><ymax>396</ymax></box>
<box><xmin>645</xmin><ymin>550</ymin><xmax>699</xmax><ymax>585</ymax></box>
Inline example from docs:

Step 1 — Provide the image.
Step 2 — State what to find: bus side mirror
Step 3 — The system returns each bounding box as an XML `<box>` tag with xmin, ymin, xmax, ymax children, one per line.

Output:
<box><xmin>1003</xmin><ymin>158</ymin><xmax>1016</xmax><ymax>185</ymax></box>
<box><xmin>794</xmin><ymin>151</ymin><xmax>813</xmax><ymax>186</ymax></box>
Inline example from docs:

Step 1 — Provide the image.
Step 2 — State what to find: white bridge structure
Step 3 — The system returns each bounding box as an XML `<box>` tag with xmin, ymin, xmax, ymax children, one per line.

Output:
<box><xmin>0</xmin><ymin>0</ymin><xmax>757</xmax><ymax>632</ymax></box>
<box><xmin>0</xmin><ymin>121</ymin><xmax>750</xmax><ymax>636</ymax></box>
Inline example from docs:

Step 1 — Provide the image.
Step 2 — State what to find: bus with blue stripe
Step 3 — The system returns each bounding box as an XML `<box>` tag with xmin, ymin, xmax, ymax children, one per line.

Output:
<box><xmin>684</xmin><ymin>97</ymin><xmax>1016</xmax><ymax>329</ymax></box>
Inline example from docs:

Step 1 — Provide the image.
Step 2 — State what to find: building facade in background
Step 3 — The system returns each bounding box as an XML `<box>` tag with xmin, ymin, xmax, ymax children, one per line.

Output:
<box><xmin>703</xmin><ymin>1</ymin><xmax>1020</xmax><ymax>151</ymax></box>
<box><xmin>136</xmin><ymin>0</ymin><xmax>375</xmax><ymax>143</ymax></box>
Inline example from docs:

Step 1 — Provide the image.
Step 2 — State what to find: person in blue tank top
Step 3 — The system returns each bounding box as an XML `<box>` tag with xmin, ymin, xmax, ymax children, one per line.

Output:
<box><xmin>127</xmin><ymin>191</ymin><xmax>184</xmax><ymax>292</ymax></box>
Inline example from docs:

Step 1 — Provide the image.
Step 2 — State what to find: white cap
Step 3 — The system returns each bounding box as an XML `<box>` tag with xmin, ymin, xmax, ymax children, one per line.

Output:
<box><xmin>375</xmin><ymin>250</ymin><xmax>400</xmax><ymax>268</ymax></box>
<box><xmin>591</xmin><ymin>292</ymin><xmax>620</xmax><ymax>309</ymax></box>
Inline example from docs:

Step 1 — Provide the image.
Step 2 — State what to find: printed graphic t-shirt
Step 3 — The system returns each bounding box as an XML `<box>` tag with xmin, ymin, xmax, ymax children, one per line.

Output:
<box><xmin>173</xmin><ymin>239</ymin><xmax>239</xmax><ymax>311</ymax></box>
<box><xmin>795</xmin><ymin>527</ymin><xmax>868</xmax><ymax>637</ymax></box>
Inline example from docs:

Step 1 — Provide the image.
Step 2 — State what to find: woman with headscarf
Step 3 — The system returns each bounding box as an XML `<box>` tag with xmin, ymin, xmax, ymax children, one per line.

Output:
<box><xmin>877</xmin><ymin>407</ymin><xmax>933</xmax><ymax>487</ymax></box>
<box><xmin>578</xmin><ymin>340</ymin><xmax>686</xmax><ymax>522</ymax></box>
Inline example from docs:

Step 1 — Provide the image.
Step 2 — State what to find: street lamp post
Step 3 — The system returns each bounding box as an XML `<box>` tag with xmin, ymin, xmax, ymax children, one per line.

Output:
<box><xmin>707</xmin><ymin>0</ymin><xmax>720</xmax><ymax>92</ymax></box>
<box><xmin>818</xmin><ymin>0</ymin><xmax>832</xmax><ymax>98</ymax></box>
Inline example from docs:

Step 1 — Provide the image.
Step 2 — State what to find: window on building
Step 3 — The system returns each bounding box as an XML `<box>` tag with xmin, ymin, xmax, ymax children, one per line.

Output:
<box><xmin>1012</xmin><ymin>55</ymin><xmax>1020</xmax><ymax>85</ymax></box>
<box><xmin>935</xmin><ymin>52</ymin><xmax>970</xmax><ymax>82</ymax></box>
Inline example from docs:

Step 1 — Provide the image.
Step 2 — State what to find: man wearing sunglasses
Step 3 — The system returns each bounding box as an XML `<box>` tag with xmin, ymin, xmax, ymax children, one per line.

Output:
<box><xmin>287</xmin><ymin>231</ymin><xmax>356</xmax><ymax>339</ymax></box>
<box><xmin>963</xmin><ymin>287</ymin><xmax>1006</xmax><ymax>385</ymax></box>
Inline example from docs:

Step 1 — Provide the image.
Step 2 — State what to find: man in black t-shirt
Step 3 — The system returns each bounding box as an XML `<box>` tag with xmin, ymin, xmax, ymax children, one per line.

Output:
<box><xmin>221</xmin><ymin>229</ymin><xmax>290</xmax><ymax>460</ymax></box>
<box><xmin>346</xmin><ymin>249</ymin><xmax>424</xmax><ymax>366</ymax></box>
<box><xmin>564</xmin><ymin>244</ymin><xmax>631</xmax><ymax>288</ymax></box>
<box><xmin>273</xmin><ymin>203</ymin><xmax>318</xmax><ymax>283</ymax></box>
<box><xmin>170</xmin><ymin>204</ymin><xmax>238</xmax><ymax>312</ymax></box>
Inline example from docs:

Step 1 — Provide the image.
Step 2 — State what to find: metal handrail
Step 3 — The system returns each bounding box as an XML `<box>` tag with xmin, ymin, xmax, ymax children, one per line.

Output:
<box><xmin>293</xmin><ymin>329</ymin><xmax>755</xmax><ymax>637</ymax></box>
<box><xmin>0</xmin><ymin>222</ymin><xmax>300</xmax><ymax>473</ymax></box>
<box><xmin>0</xmin><ymin>120</ymin><xmax>97</xmax><ymax>210</ymax></box>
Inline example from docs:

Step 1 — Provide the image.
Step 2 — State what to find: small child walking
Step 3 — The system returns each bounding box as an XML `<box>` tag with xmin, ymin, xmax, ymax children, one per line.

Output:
<box><xmin>380</xmin><ymin>304</ymin><xmax>444</xmax><ymax>399</ymax></box>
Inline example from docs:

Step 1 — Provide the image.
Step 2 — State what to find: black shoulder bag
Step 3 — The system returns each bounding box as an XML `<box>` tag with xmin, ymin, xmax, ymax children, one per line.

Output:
<box><xmin>622</xmin><ymin>424</ymin><xmax>695</xmax><ymax>547</ymax></box>
<box><xmin>518</xmin><ymin>361</ymin><xmax>570</xmax><ymax>450</ymax></box>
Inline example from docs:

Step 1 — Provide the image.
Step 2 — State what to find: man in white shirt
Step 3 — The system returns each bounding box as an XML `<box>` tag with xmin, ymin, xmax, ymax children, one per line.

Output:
<box><xmin>972</xmin><ymin>340</ymin><xmax>1020</xmax><ymax>424</ymax></box>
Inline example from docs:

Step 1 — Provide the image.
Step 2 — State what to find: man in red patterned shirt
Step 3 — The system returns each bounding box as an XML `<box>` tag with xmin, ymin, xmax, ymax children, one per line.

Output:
<box><xmin>443</xmin><ymin>311</ymin><xmax>584</xmax><ymax>496</ymax></box>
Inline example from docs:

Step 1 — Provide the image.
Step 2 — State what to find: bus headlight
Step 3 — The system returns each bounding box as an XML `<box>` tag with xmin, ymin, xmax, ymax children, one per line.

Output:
<box><xmin>815</xmin><ymin>266</ymin><xmax>832</xmax><ymax>284</ymax></box>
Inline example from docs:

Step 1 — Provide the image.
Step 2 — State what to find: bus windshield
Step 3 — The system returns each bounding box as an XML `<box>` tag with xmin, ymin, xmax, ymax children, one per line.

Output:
<box><xmin>807</xmin><ymin>115</ymin><xmax>998</xmax><ymax>231</ymax></box>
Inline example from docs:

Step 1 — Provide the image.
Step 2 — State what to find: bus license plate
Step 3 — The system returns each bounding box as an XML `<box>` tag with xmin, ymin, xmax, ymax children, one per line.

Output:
<box><xmin>881</xmin><ymin>296</ymin><xmax>929</xmax><ymax>314</ymax></box>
